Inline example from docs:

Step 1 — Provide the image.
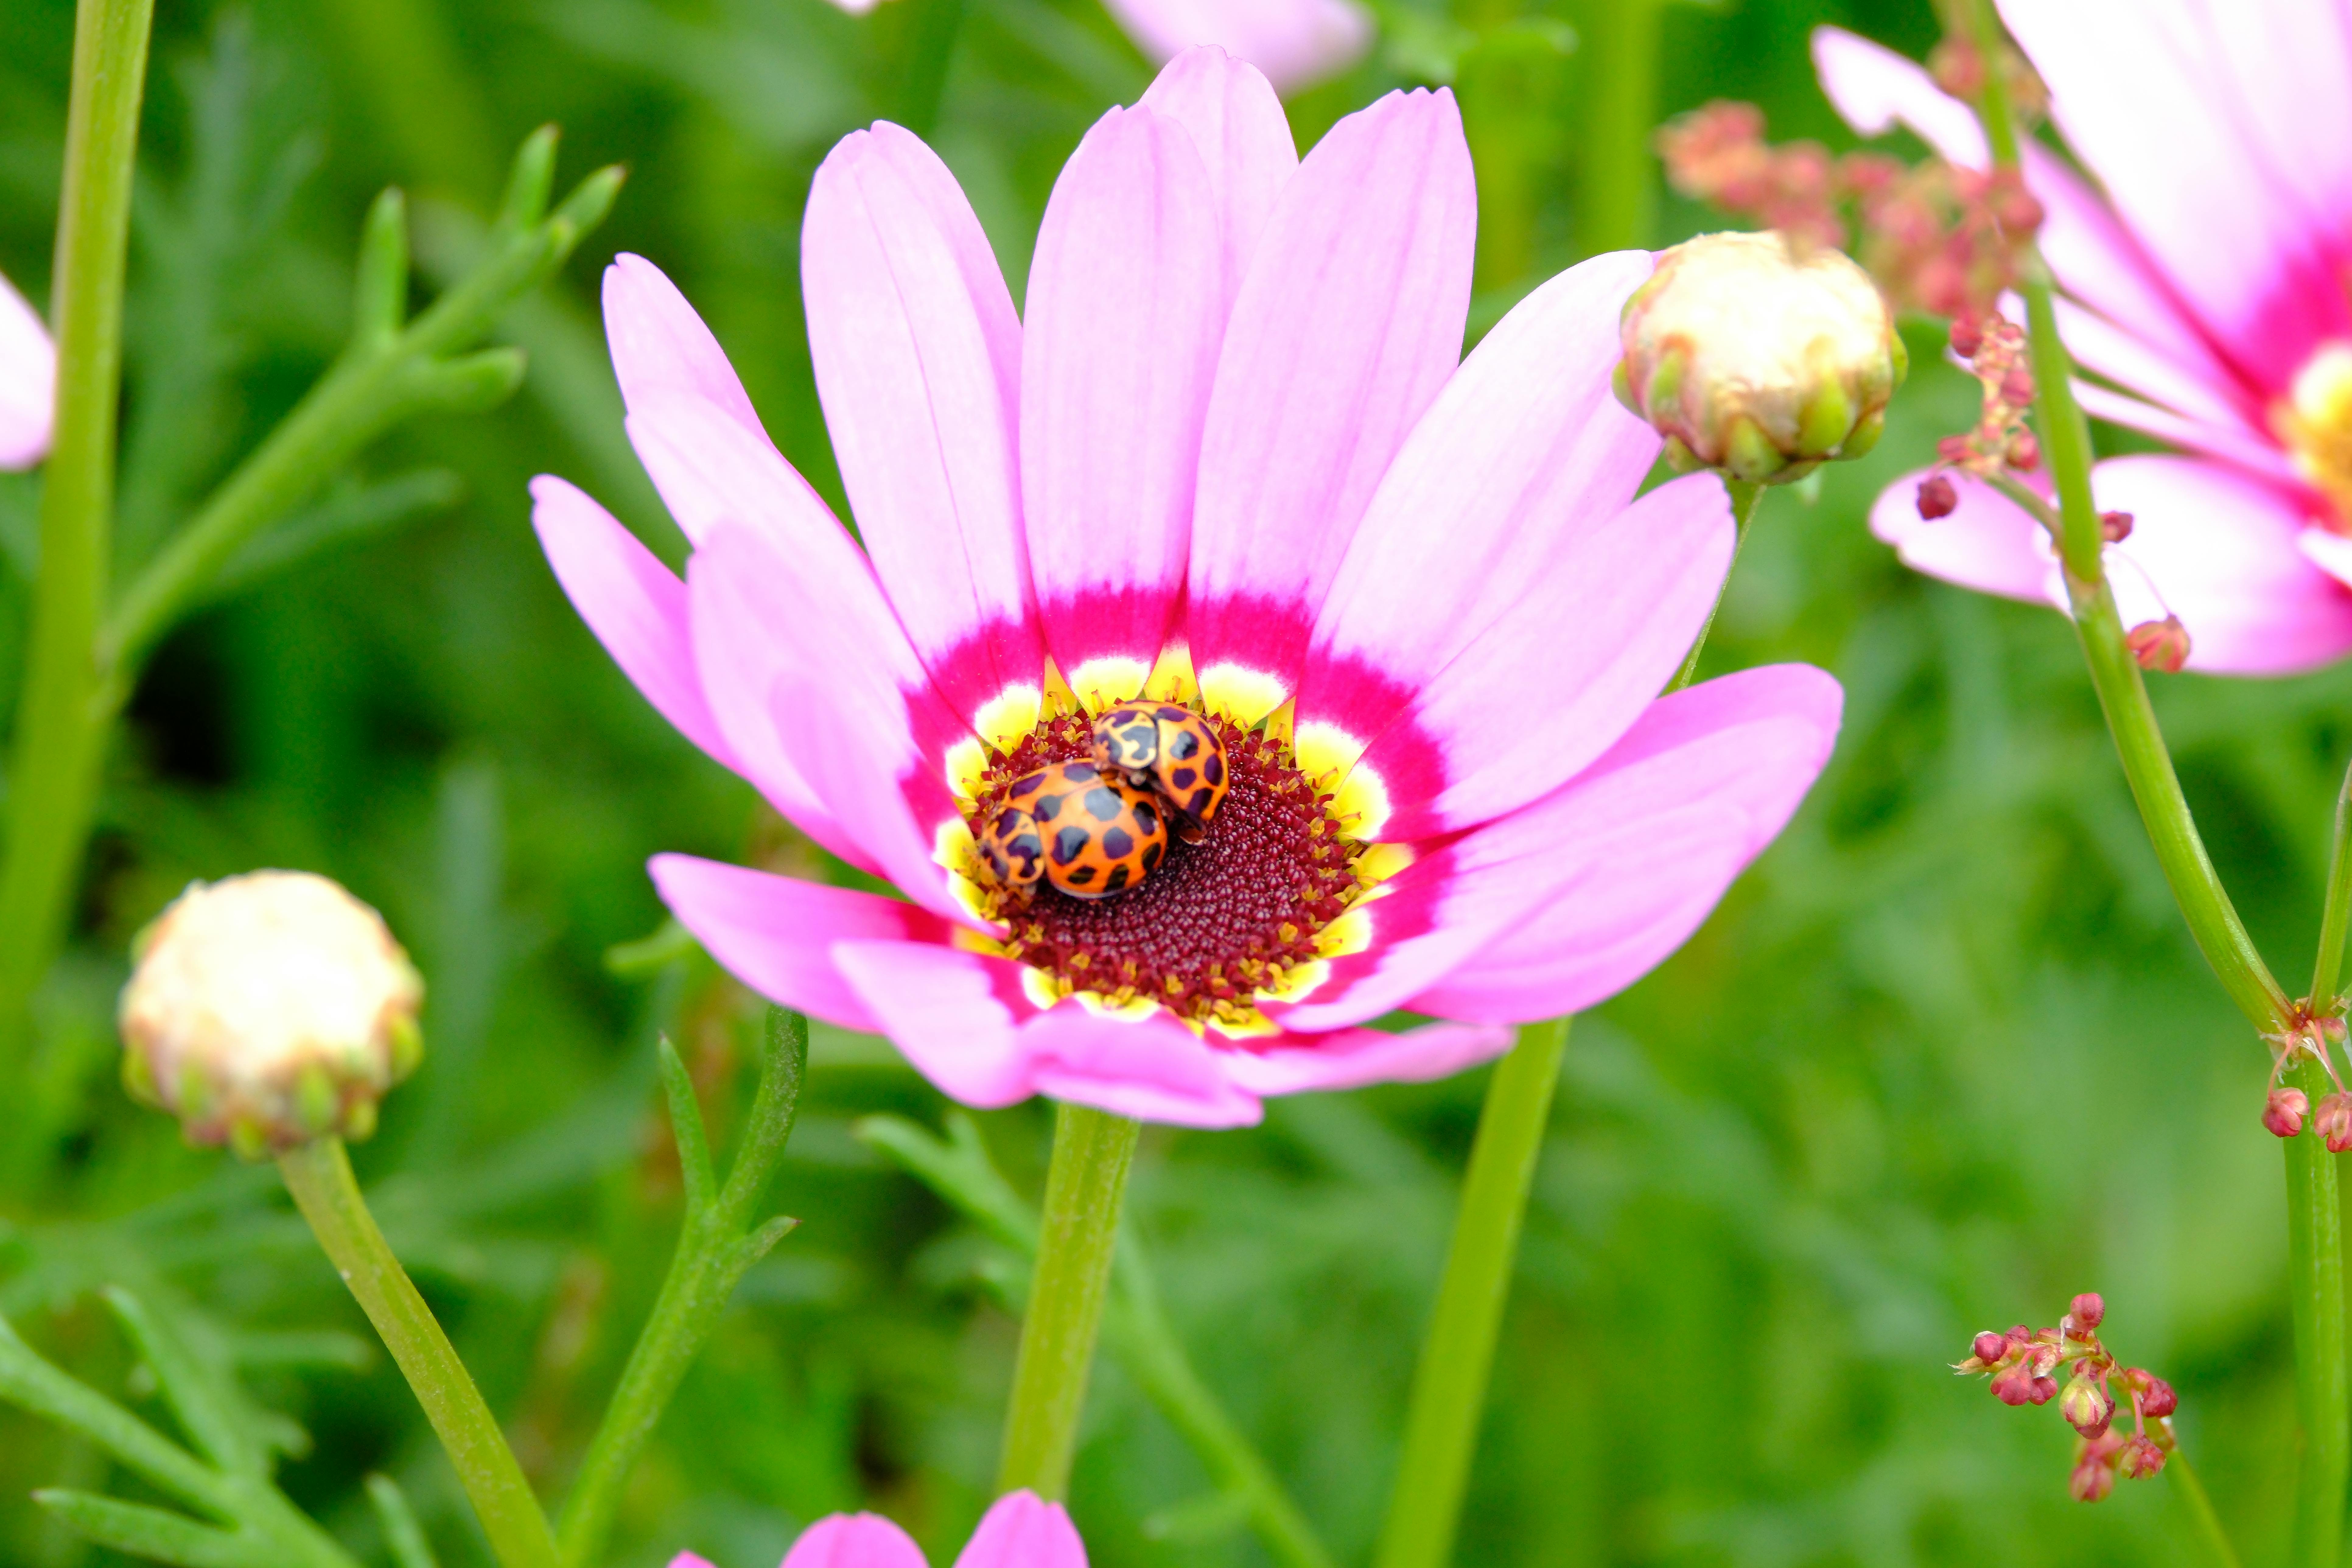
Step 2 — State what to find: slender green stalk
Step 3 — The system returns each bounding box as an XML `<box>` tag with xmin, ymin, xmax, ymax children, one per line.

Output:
<box><xmin>2313</xmin><ymin>755</ymin><xmax>2352</xmax><ymax>1011</ymax></box>
<box><xmin>277</xmin><ymin>1138</ymin><xmax>559</xmax><ymax>1568</ymax></box>
<box><xmin>1671</xmin><ymin>479</ymin><xmax>1766</xmax><ymax>691</ymax></box>
<box><xmin>997</xmin><ymin>1102</ymin><xmax>1143</xmax><ymax>1500</ymax></box>
<box><xmin>1374</xmin><ymin>1018</ymin><xmax>1567</xmax><ymax>1568</ymax></box>
<box><xmin>2166</xmin><ymin>1447</ymin><xmax>2245</xmax><ymax>1568</ymax></box>
<box><xmin>1968</xmin><ymin>4</ymin><xmax>2325</xmax><ymax>1553</ymax></box>
<box><xmin>1578</xmin><ymin>0</ymin><xmax>1662</xmax><ymax>255</ymax></box>
<box><xmin>557</xmin><ymin>1012</ymin><xmax>806</xmax><ymax>1568</ymax></box>
<box><xmin>0</xmin><ymin>0</ymin><xmax>155</xmax><ymax>1064</ymax></box>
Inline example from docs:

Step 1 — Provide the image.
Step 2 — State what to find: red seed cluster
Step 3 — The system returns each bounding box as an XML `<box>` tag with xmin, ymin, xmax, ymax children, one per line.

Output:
<box><xmin>964</xmin><ymin>709</ymin><xmax>1361</xmax><ymax>1024</ymax></box>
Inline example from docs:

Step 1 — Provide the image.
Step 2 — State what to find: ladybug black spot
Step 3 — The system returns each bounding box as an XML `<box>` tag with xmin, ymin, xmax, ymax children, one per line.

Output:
<box><xmin>1142</xmin><ymin>840</ymin><xmax>1164</xmax><ymax>872</ymax></box>
<box><xmin>1034</xmin><ymin>792</ymin><xmax>1065</xmax><ymax>823</ymax></box>
<box><xmin>1053</xmin><ymin>826</ymin><xmax>1091</xmax><ymax>864</ymax></box>
<box><xmin>1134</xmin><ymin>800</ymin><xmax>1160</xmax><ymax>834</ymax></box>
<box><xmin>1083</xmin><ymin>787</ymin><xmax>1125</xmax><ymax>822</ymax></box>
<box><xmin>1065</xmin><ymin>761</ymin><xmax>1101</xmax><ymax>782</ymax></box>
<box><xmin>1011</xmin><ymin>771</ymin><xmax>1048</xmax><ymax>796</ymax></box>
<box><xmin>1168</xmin><ymin>729</ymin><xmax>1200</xmax><ymax>760</ymax></box>
<box><xmin>1101</xmin><ymin>826</ymin><xmax>1134</xmax><ymax>859</ymax></box>
<box><xmin>1064</xmin><ymin>864</ymin><xmax>1098</xmax><ymax>886</ymax></box>
<box><xmin>1104</xmin><ymin>866</ymin><xmax>1131</xmax><ymax>893</ymax></box>
<box><xmin>1203</xmin><ymin>754</ymin><xmax>1225</xmax><ymax>786</ymax></box>
<box><xmin>1170</xmin><ymin>767</ymin><xmax>1197</xmax><ymax>790</ymax></box>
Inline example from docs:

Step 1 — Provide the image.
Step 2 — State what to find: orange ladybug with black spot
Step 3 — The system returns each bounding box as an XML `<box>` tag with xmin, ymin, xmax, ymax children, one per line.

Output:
<box><xmin>1091</xmin><ymin>702</ymin><xmax>1228</xmax><ymax>843</ymax></box>
<box><xmin>976</xmin><ymin>760</ymin><xmax>1168</xmax><ymax>900</ymax></box>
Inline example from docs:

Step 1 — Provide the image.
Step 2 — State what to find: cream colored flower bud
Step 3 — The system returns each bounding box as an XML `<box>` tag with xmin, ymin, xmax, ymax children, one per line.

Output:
<box><xmin>1615</xmin><ymin>230</ymin><xmax>1906</xmax><ymax>485</ymax></box>
<box><xmin>118</xmin><ymin>871</ymin><xmax>424</xmax><ymax>1159</ymax></box>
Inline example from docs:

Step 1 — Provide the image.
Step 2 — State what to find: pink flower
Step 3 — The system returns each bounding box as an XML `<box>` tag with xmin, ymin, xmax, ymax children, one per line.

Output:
<box><xmin>533</xmin><ymin>48</ymin><xmax>1843</xmax><ymax>1129</ymax></box>
<box><xmin>1814</xmin><ymin>7</ymin><xmax>2352</xmax><ymax>675</ymax></box>
<box><xmin>671</xmin><ymin>1489</ymin><xmax>1085</xmax><ymax>1568</ymax></box>
<box><xmin>819</xmin><ymin>0</ymin><xmax>1372</xmax><ymax>93</ymax></box>
<box><xmin>0</xmin><ymin>267</ymin><xmax>53</xmax><ymax>470</ymax></box>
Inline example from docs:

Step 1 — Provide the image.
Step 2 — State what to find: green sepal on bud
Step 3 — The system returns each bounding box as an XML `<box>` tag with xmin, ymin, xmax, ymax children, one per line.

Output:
<box><xmin>1615</xmin><ymin>230</ymin><xmax>1906</xmax><ymax>487</ymax></box>
<box><xmin>117</xmin><ymin>871</ymin><xmax>425</xmax><ymax>1160</ymax></box>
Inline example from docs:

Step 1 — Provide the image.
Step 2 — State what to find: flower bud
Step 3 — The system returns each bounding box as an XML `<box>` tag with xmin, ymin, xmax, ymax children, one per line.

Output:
<box><xmin>2060</xmin><ymin>1376</ymin><xmax>2113</xmax><ymax>1437</ymax></box>
<box><xmin>1991</xmin><ymin>1361</ymin><xmax>2057</xmax><ymax>1407</ymax></box>
<box><xmin>1917</xmin><ymin>474</ymin><xmax>1958</xmax><ymax>519</ymax></box>
<box><xmin>1616</xmin><ymin>230</ymin><xmax>1906</xmax><ymax>486</ymax></box>
<box><xmin>2266</xmin><ymin>1086</ymin><xmax>2311</xmax><ymax>1139</ymax></box>
<box><xmin>2069</xmin><ymin>1292</ymin><xmax>2104</xmax><ymax>1332</ymax></box>
<box><xmin>2069</xmin><ymin>1457</ymin><xmax>2115</xmax><ymax>1503</ymax></box>
<box><xmin>1972</xmin><ymin>1330</ymin><xmax>2009</xmax><ymax>1365</ymax></box>
<box><xmin>118</xmin><ymin>871</ymin><xmax>423</xmax><ymax>1159</ymax></box>
<box><xmin>2117</xmin><ymin>1435</ymin><xmax>2167</xmax><ymax>1479</ymax></box>
<box><xmin>2127</xmin><ymin>1370</ymin><xmax>2178</xmax><ymax>1420</ymax></box>
<box><xmin>2318</xmin><ymin>1092</ymin><xmax>2352</xmax><ymax>1153</ymax></box>
<box><xmin>2100</xmin><ymin>510</ymin><xmax>2135</xmax><ymax>543</ymax></box>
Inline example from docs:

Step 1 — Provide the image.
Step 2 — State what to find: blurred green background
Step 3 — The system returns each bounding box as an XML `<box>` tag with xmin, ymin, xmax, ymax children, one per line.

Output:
<box><xmin>0</xmin><ymin>0</ymin><xmax>2337</xmax><ymax>1563</ymax></box>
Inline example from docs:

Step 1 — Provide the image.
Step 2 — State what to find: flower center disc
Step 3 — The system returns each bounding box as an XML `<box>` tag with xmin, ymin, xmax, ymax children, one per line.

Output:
<box><xmin>2280</xmin><ymin>341</ymin><xmax>2352</xmax><ymax>529</ymax></box>
<box><xmin>965</xmin><ymin>710</ymin><xmax>1363</xmax><ymax>1027</ymax></box>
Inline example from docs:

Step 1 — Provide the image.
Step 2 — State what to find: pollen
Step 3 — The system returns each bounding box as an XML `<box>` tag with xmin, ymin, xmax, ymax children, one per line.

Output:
<box><xmin>963</xmin><ymin>708</ymin><xmax>1365</xmax><ymax>1029</ymax></box>
<box><xmin>2278</xmin><ymin>341</ymin><xmax>2352</xmax><ymax>530</ymax></box>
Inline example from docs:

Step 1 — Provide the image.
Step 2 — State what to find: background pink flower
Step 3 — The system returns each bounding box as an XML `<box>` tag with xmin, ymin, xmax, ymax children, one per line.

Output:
<box><xmin>534</xmin><ymin>48</ymin><xmax>1842</xmax><ymax>1129</ymax></box>
<box><xmin>671</xmin><ymin>1490</ymin><xmax>1086</xmax><ymax>1568</ymax></box>
<box><xmin>0</xmin><ymin>267</ymin><xmax>53</xmax><ymax>470</ymax></box>
<box><xmin>1814</xmin><ymin>6</ymin><xmax>2352</xmax><ymax>675</ymax></box>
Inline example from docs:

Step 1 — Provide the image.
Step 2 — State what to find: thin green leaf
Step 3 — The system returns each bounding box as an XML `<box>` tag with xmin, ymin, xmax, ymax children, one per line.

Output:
<box><xmin>365</xmin><ymin>1475</ymin><xmax>441</xmax><ymax>1568</ymax></box>
<box><xmin>33</xmin><ymin>1491</ymin><xmax>252</xmax><ymax>1568</ymax></box>
<box><xmin>657</xmin><ymin>1036</ymin><xmax>717</xmax><ymax>1220</ymax></box>
<box><xmin>101</xmin><ymin>1288</ymin><xmax>259</xmax><ymax>1476</ymax></box>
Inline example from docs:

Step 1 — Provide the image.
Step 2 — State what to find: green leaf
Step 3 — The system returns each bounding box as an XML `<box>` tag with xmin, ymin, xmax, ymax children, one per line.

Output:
<box><xmin>656</xmin><ymin>1036</ymin><xmax>718</xmax><ymax>1220</ymax></box>
<box><xmin>101</xmin><ymin>1288</ymin><xmax>259</xmax><ymax>1476</ymax></box>
<box><xmin>33</xmin><ymin>1491</ymin><xmax>252</xmax><ymax>1568</ymax></box>
<box><xmin>365</xmin><ymin>1475</ymin><xmax>441</xmax><ymax>1568</ymax></box>
<box><xmin>854</xmin><ymin>1111</ymin><xmax>1039</xmax><ymax>1253</ymax></box>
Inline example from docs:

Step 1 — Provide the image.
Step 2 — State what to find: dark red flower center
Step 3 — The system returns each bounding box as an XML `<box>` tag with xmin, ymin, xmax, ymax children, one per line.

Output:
<box><xmin>964</xmin><ymin>709</ymin><xmax>1361</xmax><ymax>1026</ymax></box>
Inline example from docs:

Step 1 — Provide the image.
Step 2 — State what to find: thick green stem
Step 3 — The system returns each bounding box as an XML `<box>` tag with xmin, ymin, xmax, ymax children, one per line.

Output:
<box><xmin>1577</xmin><ymin>0</ymin><xmax>1661</xmax><ymax>256</ymax></box>
<box><xmin>0</xmin><ymin>0</ymin><xmax>154</xmax><ymax>1065</ymax></box>
<box><xmin>277</xmin><ymin>1139</ymin><xmax>559</xmax><ymax>1568</ymax></box>
<box><xmin>557</xmin><ymin>1013</ymin><xmax>806</xmax><ymax>1568</ymax></box>
<box><xmin>997</xmin><ymin>1102</ymin><xmax>1142</xmax><ymax>1500</ymax></box>
<box><xmin>1375</xmin><ymin>1018</ymin><xmax>1568</xmax><ymax>1568</ymax></box>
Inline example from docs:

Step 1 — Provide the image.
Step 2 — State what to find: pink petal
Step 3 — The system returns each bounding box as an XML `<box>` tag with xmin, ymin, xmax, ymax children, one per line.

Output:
<box><xmin>686</xmin><ymin>522</ymin><xmax>970</xmax><ymax>903</ymax></box>
<box><xmin>530</xmin><ymin>474</ymin><xmax>738</xmax><ymax>771</ymax></box>
<box><xmin>1217</xmin><ymin>1021</ymin><xmax>1514</xmax><ymax>1096</ymax></box>
<box><xmin>781</xmin><ymin>1513</ymin><xmax>928</xmax><ymax>1568</ymax></box>
<box><xmin>604</xmin><ymin>254</ymin><xmax>768</xmax><ymax>447</ymax></box>
<box><xmin>1414</xmin><ymin>665</ymin><xmax>1842</xmax><ymax>1023</ymax></box>
<box><xmin>0</xmin><ymin>267</ymin><xmax>51</xmax><ymax>470</ymax></box>
<box><xmin>1103</xmin><ymin>0</ymin><xmax>1374</xmax><ymax>94</ymax></box>
<box><xmin>1185</xmin><ymin>85</ymin><xmax>1476</xmax><ymax>701</ymax></box>
<box><xmin>954</xmin><ymin>1492</ymin><xmax>1089</xmax><ymax>1568</ymax></box>
<box><xmin>2053</xmin><ymin>295</ymin><xmax>2261</xmax><ymax>436</ymax></box>
<box><xmin>1809</xmin><ymin>25</ymin><xmax>1986</xmax><ymax>165</ymax></box>
<box><xmin>1299</xmin><ymin>250</ymin><xmax>1660</xmax><ymax>742</ymax></box>
<box><xmin>1023</xmin><ymin>1007</ymin><xmax>1264</xmax><ymax>1128</ymax></box>
<box><xmin>803</xmin><ymin>125</ymin><xmax>1042</xmax><ymax>722</ymax></box>
<box><xmin>1996</xmin><ymin>0</ymin><xmax>2352</xmax><ymax>387</ymax></box>
<box><xmin>668</xmin><ymin>1555</ymin><xmax>717</xmax><ymax>1568</ymax></box>
<box><xmin>648</xmin><ymin>855</ymin><xmax>954</xmax><ymax>1034</ymax></box>
<box><xmin>831</xmin><ymin>940</ymin><xmax>1043</xmax><ymax>1108</ymax></box>
<box><xmin>2072</xmin><ymin>379</ymin><xmax>2298</xmax><ymax>485</ymax></box>
<box><xmin>625</xmin><ymin>386</ymin><xmax>863</xmax><ymax>562</ymax></box>
<box><xmin>1363</xmin><ymin>472</ymin><xmax>1734</xmax><ymax>842</ymax></box>
<box><xmin>2094</xmin><ymin>456</ymin><xmax>2352</xmax><ymax>676</ymax></box>
<box><xmin>1020</xmin><ymin>105</ymin><xmax>1226</xmax><ymax>688</ymax></box>
<box><xmin>1868</xmin><ymin>469</ymin><xmax>2051</xmax><ymax>603</ymax></box>
<box><xmin>1137</xmin><ymin>47</ymin><xmax>1298</xmax><ymax>297</ymax></box>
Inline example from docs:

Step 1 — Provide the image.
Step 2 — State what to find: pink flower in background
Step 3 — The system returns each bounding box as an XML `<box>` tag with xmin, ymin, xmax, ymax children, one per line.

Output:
<box><xmin>533</xmin><ymin>47</ymin><xmax>1842</xmax><ymax>1129</ymax></box>
<box><xmin>1813</xmin><ymin>5</ymin><xmax>2352</xmax><ymax>675</ymax></box>
<box><xmin>821</xmin><ymin>0</ymin><xmax>1371</xmax><ymax>93</ymax></box>
<box><xmin>672</xmin><ymin>1490</ymin><xmax>1085</xmax><ymax>1568</ymax></box>
<box><xmin>0</xmin><ymin>268</ymin><xmax>53</xmax><ymax>470</ymax></box>
<box><xmin>1102</xmin><ymin>0</ymin><xmax>1373</xmax><ymax>93</ymax></box>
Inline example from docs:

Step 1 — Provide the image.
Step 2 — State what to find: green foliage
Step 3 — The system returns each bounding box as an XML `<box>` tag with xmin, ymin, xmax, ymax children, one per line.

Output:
<box><xmin>0</xmin><ymin>2</ymin><xmax>2330</xmax><ymax>1567</ymax></box>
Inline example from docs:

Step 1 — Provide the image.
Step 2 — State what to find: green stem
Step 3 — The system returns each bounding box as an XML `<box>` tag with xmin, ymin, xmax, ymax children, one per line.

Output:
<box><xmin>557</xmin><ymin>1012</ymin><xmax>806</xmax><ymax>1568</ymax></box>
<box><xmin>1374</xmin><ymin>1017</ymin><xmax>1568</xmax><ymax>1568</ymax></box>
<box><xmin>1577</xmin><ymin>0</ymin><xmax>1661</xmax><ymax>255</ymax></box>
<box><xmin>0</xmin><ymin>0</ymin><xmax>154</xmax><ymax>1066</ymax></box>
<box><xmin>277</xmin><ymin>1138</ymin><xmax>559</xmax><ymax>1568</ymax></box>
<box><xmin>2287</xmin><ymin>1052</ymin><xmax>2350</xmax><ymax>1568</ymax></box>
<box><xmin>2313</xmin><ymin>754</ymin><xmax>2352</xmax><ymax>1011</ymax></box>
<box><xmin>2166</xmin><ymin>1446</ymin><xmax>2245</xmax><ymax>1568</ymax></box>
<box><xmin>997</xmin><ymin>1102</ymin><xmax>1142</xmax><ymax>1500</ymax></box>
<box><xmin>1671</xmin><ymin>478</ymin><xmax>1766</xmax><ymax>691</ymax></box>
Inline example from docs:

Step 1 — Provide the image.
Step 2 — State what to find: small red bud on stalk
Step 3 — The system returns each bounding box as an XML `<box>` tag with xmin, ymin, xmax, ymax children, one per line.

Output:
<box><xmin>1916</xmin><ymin>474</ymin><xmax>1958</xmax><ymax>520</ymax></box>
<box><xmin>2059</xmin><ymin>1375</ymin><xmax>2113</xmax><ymax>1438</ymax></box>
<box><xmin>2118</xmin><ymin>1436</ymin><xmax>2167</xmax><ymax>1479</ymax></box>
<box><xmin>2127</xmin><ymin>616</ymin><xmax>2191</xmax><ymax>674</ymax></box>
<box><xmin>2070</xmin><ymin>1458</ymin><xmax>2116</xmax><ymax>1503</ymax></box>
<box><xmin>2320</xmin><ymin>1092</ymin><xmax>2352</xmax><ymax>1153</ymax></box>
<box><xmin>2099</xmin><ymin>510</ymin><xmax>2134</xmax><ymax>543</ymax></box>
<box><xmin>1972</xmin><ymin>1330</ymin><xmax>2009</xmax><ymax>1365</ymax></box>
<box><xmin>2127</xmin><ymin>1370</ymin><xmax>2178</xmax><ymax>1420</ymax></box>
<box><xmin>2267</xmin><ymin>1086</ymin><xmax>2312</xmax><ymax>1138</ymax></box>
<box><xmin>2068</xmin><ymin>1292</ymin><xmax>2104</xmax><ymax>1332</ymax></box>
<box><xmin>1959</xmin><ymin>1293</ymin><xmax>2183</xmax><ymax>1501</ymax></box>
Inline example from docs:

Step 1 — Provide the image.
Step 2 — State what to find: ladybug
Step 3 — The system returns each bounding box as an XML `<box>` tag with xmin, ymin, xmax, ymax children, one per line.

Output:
<box><xmin>1090</xmin><ymin>702</ymin><xmax>1228</xmax><ymax>843</ymax></box>
<box><xmin>975</xmin><ymin>760</ymin><xmax>1168</xmax><ymax>901</ymax></box>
